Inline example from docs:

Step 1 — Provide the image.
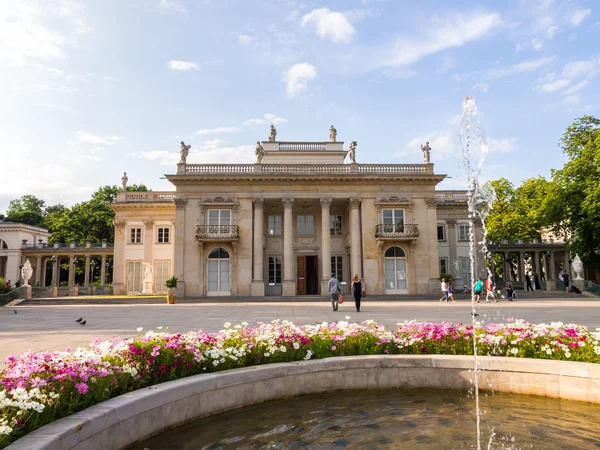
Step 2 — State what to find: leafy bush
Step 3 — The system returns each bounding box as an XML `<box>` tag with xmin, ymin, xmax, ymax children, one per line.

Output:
<box><xmin>164</xmin><ymin>276</ymin><xmax>178</xmax><ymax>290</ymax></box>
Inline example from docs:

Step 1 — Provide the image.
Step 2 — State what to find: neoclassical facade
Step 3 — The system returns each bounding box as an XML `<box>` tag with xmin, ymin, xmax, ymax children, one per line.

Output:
<box><xmin>112</xmin><ymin>138</ymin><xmax>487</xmax><ymax>297</ymax></box>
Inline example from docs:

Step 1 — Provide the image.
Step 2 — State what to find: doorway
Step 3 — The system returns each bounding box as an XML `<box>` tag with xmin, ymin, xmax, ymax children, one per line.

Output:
<box><xmin>297</xmin><ymin>255</ymin><xmax>319</xmax><ymax>295</ymax></box>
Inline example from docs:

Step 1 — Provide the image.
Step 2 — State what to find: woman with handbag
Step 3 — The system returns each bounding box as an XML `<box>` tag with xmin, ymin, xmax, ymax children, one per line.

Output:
<box><xmin>351</xmin><ymin>274</ymin><xmax>365</xmax><ymax>312</ymax></box>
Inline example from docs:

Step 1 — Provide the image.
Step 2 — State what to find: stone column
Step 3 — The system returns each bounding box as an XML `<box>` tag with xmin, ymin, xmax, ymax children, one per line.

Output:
<box><xmin>52</xmin><ymin>256</ymin><xmax>59</xmax><ymax>287</ymax></box>
<box><xmin>100</xmin><ymin>255</ymin><xmax>106</xmax><ymax>286</ymax></box>
<box><xmin>173</xmin><ymin>198</ymin><xmax>187</xmax><ymax>296</ymax></box>
<box><xmin>519</xmin><ymin>252</ymin><xmax>526</xmax><ymax>283</ymax></box>
<box><xmin>35</xmin><ymin>255</ymin><xmax>42</xmax><ymax>286</ymax></box>
<box><xmin>320</xmin><ymin>198</ymin><xmax>332</xmax><ymax>296</ymax></box>
<box><xmin>68</xmin><ymin>256</ymin><xmax>75</xmax><ymax>286</ymax></box>
<box><xmin>251</xmin><ymin>198</ymin><xmax>265</xmax><ymax>296</ymax></box>
<box><xmin>84</xmin><ymin>255</ymin><xmax>91</xmax><ymax>287</ymax></box>
<box><xmin>446</xmin><ymin>220</ymin><xmax>457</xmax><ymax>274</ymax></box>
<box><xmin>533</xmin><ymin>251</ymin><xmax>540</xmax><ymax>276</ymax></box>
<box><xmin>143</xmin><ymin>219</ymin><xmax>154</xmax><ymax>266</ymax></box>
<box><xmin>504</xmin><ymin>252</ymin><xmax>510</xmax><ymax>281</ymax></box>
<box><xmin>349</xmin><ymin>198</ymin><xmax>362</xmax><ymax>278</ymax></box>
<box><xmin>282</xmin><ymin>197</ymin><xmax>295</xmax><ymax>296</ymax></box>
<box><xmin>112</xmin><ymin>221</ymin><xmax>126</xmax><ymax>294</ymax></box>
<box><xmin>542</xmin><ymin>252</ymin><xmax>549</xmax><ymax>282</ymax></box>
<box><xmin>549</xmin><ymin>252</ymin><xmax>555</xmax><ymax>280</ymax></box>
<box><xmin>41</xmin><ymin>258</ymin><xmax>47</xmax><ymax>287</ymax></box>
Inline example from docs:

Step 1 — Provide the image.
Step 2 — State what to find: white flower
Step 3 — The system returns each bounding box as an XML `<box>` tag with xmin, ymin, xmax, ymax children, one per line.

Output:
<box><xmin>345</xmin><ymin>316</ymin><xmax>351</xmax><ymax>320</ymax></box>
<box><xmin>157</xmin><ymin>326</ymin><xmax>163</xmax><ymax>330</ymax></box>
<box><xmin>279</xmin><ymin>345</ymin><xmax>287</xmax><ymax>352</ymax></box>
<box><xmin>223</xmin><ymin>322</ymin><xmax>231</xmax><ymax>329</ymax></box>
<box><xmin>264</xmin><ymin>352</ymin><xmax>271</xmax><ymax>357</ymax></box>
<box><xmin>136</xmin><ymin>327</ymin><xmax>143</xmax><ymax>333</ymax></box>
<box><xmin>510</xmin><ymin>348</ymin><xmax>518</xmax><ymax>355</ymax></box>
<box><xmin>293</xmin><ymin>342</ymin><xmax>300</xmax><ymax>350</ymax></box>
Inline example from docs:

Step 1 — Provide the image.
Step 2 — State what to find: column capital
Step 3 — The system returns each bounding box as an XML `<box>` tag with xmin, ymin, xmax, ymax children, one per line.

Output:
<box><xmin>282</xmin><ymin>197</ymin><xmax>294</xmax><ymax>208</ymax></box>
<box><xmin>446</xmin><ymin>219</ymin><xmax>456</xmax><ymax>227</ymax></box>
<box><xmin>252</xmin><ymin>198</ymin><xmax>264</xmax><ymax>208</ymax></box>
<box><xmin>349</xmin><ymin>197</ymin><xmax>361</xmax><ymax>209</ymax></box>
<box><xmin>174</xmin><ymin>197</ymin><xmax>187</xmax><ymax>209</ymax></box>
<box><xmin>143</xmin><ymin>219</ymin><xmax>155</xmax><ymax>227</ymax></box>
<box><xmin>320</xmin><ymin>197</ymin><xmax>332</xmax><ymax>208</ymax></box>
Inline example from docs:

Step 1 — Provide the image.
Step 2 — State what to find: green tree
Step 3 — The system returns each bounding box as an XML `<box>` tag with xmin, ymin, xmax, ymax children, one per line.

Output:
<box><xmin>4</xmin><ymin>194</ymin><xmax>46</xmax><ymax>226</ymax></box>
<box><xmin>549</xmin><ymin>116</ymin><xmax>600</xmax><ymax>268</ymax></box>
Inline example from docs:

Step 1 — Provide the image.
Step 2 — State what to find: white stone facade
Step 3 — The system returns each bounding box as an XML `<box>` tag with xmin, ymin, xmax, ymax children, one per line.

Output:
<box><xmin>111</xmin><ymin>141</ymin><xmax>483</xmax><ymax>296</ymax></box>
<box><xmin>0</xmin><ymin>222</ymin><xmax>50</xmax><ymax>285</ymax></box>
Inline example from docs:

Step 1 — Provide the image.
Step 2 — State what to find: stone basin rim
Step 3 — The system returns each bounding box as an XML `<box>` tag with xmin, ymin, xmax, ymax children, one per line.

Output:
<box><xmin>7</xmin><ymin>355</ymin><xmax>600</xmax><ymax>450</ymax></box>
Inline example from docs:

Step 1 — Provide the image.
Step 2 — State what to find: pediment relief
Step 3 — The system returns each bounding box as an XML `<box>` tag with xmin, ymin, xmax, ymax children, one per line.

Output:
<box><xmin>376</xmin><ymin>195</ymin><xmax>412</xmax><ymax>205</ymax></box>
<box><xmin>198</xmin><ymin>196</ymin><xmax>238</xmax><ymax>206</ymax></box>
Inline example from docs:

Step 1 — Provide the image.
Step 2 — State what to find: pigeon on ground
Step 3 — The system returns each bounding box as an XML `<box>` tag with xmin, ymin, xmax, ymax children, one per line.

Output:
<box><xmin>80</xmin><ymin>320</ymin><xmax>86</xmax><ymax>325</ymax></box>
<box><xmin>471</xmin><ymin>313</ymin><xmax>479</xmax><ymax>317</ymax></box>
<box><xmin>75</xmin><ymin>318</ymin><xmax>83</xmax><ymax>323</ymax></box>
<box><xmin>14</xmin><ymin>310</ymin><xmax>17</xmax><ymax>314</ymax></box>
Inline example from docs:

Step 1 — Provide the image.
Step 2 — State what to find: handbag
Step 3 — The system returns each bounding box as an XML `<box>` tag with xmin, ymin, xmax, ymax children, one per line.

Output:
<box><xmin>339</xmin><ymin>292</ymin><xmax>344</xmax><ymax>304</ymax></box>
<box><xmin>361</xmin><ymin>290</ymin><xmax>366</xmax><ymax>297</ymax></box>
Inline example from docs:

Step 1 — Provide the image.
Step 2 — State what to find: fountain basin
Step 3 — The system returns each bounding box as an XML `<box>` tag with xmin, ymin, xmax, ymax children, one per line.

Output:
<box><xmin>7</xmin><ymin>355</ymin><xmax>600</xmax><ymax>450</ymax></box>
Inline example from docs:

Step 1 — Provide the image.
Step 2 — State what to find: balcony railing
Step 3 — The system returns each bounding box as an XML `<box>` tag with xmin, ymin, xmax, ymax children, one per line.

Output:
<box><xmin>195</xmin><ymin>225</ymin><xmax>239</xmax><ymax>241</ymax></box>
<box><xmin>435</xmin><ymin>191</ymin><xmax>469</xmax><ymax>201</ymax></box>
<box><xmin>375</xmin><ymin>224</ymin><xmax>419</xmax><ymax>239</ymax></box>
<box><xmin>182</xmin><ymin>163</ymin><xmax>432</xmax><ymax>175</ymax></box>
<box><xmin>116</xmin><ymin>192</ymin><xmax>176</xmax><ymax>202</ymax></box>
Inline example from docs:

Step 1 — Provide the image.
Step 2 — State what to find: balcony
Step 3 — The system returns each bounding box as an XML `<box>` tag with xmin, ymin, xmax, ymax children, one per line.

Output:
<box><xmin>375</xmin><ymin>224</ymin><xmax>419</xmax><ymax>240</ymax></box>
<box><xmin>195</xmin><ymin>225</ymin><xmax>239</xmax><ymax>242</ymax></box>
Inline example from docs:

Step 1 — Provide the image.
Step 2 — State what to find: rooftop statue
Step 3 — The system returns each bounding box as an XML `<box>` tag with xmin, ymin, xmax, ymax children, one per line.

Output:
<box><xmin>255</xmin><ymin>141</ymin><xmax>265</xmax><ymax>164</ymax></box>
<box><xmin>268</xmin><ymin>125</ymin><xmax>277</xmax><ymax>142</ymax></box>
<box><xmin>329</xmin><ymin>125</ymin><xmax>337</xmax><ymax>142</ymax></box>
<box><xmin>421</xmin><ymin>141</ymin><xmax>431</xmax><ymax>163</ymax></box>
<box><xmin>179</xmin><ymin>141</ymin><xmax>191</xmax><ymax>164</ymax></box>
<box><xmin>348</xmin><ymin>141</ymin><xmax>357</xmax><ymax>164</ymax></box>
<box><xmin>121</xmin><ymin>172</ymin><xmax>128</xmax><ymax>190</ymax></box>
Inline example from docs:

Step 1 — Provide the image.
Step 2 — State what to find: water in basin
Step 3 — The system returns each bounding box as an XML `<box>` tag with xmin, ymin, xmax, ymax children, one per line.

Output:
<box><xmin>130</xmin><ymin>388</ymin><xmax>600</xmax><ymax>449</ymax></box>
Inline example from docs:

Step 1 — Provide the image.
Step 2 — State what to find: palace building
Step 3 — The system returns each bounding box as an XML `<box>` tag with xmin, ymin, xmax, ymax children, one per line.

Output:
<box><xmin>110</xmin><ymin>134</ymin><xmax>489</xmax><ymax>297</ymax></box>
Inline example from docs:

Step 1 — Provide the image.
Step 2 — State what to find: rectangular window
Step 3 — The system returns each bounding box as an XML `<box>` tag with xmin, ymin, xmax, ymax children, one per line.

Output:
<box><xmin>330</xmin><ymin>215</ymin><xmax>342</xmax><ymax>235</ymax></box>
<box><xmin>129</xmin><ymin>228</ymin><xmax>142</xmax><ymax>244</ymax></box>
<box><xmin>126</xmin><ymin>261</ymin><xmax>142</xmax><ymax>292</ymax></box>
<box><xmin>297</xmin><ymin>215</ymin><xmax>314</xmax><ymax>235</ymax></box>
<box><xmin>268</xmin><ymin>256</ymin><xmax>282</xmax><ymax>284</ymax></box>
<box><xmin>330</xmin><ymin>256</ymin><xmax>343</xmax><ymax>282</ymax></box>
<box><xmin>208</xmin><ymin>209</ymin><xmax>231</xmax><ymax>226</ymax></box>
<box><xmin>437</xmin><ymin>225</ymin><xmax>446</xmax><ymax>241</ymax></box>
<box><xmin>157</xmin><ymin>227</ymin><xmax>170</xmax><ymax>243</ymax></box>
<box><xmin>459</xmin><ymin>258</ymin><xmax>472</xmax><ymax>283</ymax></box>
<box><xmin>154</xmin><ymin>261</ymin><xmax>171</xmax><ymax>293</ymax></box>
<box><xmin>439</xmin><ymin>258</ymin><xmax>448</xmax><ymax>275</ymax></box>
<box><xmin>382</xmin><ymin>209</ymin><xmax>404</xmax><ymax>232</ymax></box>
<box><xmin>458</xmin><ymin>224</ymin><xmax>470</xmax><ymax>241</ymax></box>
<box><xmin>268</xmin><ymin>215</ymin><xmax>281</xmax><ymax>235</ymax></box>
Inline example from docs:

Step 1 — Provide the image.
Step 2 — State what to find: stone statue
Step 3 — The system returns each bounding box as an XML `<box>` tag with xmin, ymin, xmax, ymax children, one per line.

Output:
<box><xmin>572</xmin><ymin>254</ymin><xmax>584</xmax><ymax>280</ymax></box>
<box><xmin>121</xmin><ymin>172</ymin><xmax>128</xmax><ymax>190</ymax></box>
<box><xmin>143</xmin><ymin>262</ymin><xmax>153</xmax><ymax>284</ymax></box>
<box><xmin>329</xmin><ymin>125</ymin><xmax>337</xmax><ymax>142</ymax></box>
<box><xmin>348</xmin><ymin>141</ymin><xmax>357</xmax><ymax>164</ymax></box>
<box><xmin>453</xmin><ymin>259</ymin><xmax>461</xmax><ymax>278</ymax></box>
<box><xmin>268</xmin><ymin>125</ymin><xmax>277</xmax><ymax>142</ymax></box>
<box><xmin>179</xmin><ymin>141</ymin><xmax>191</xmax><ymax>164</ymax></box>
<box><xmin>255</xmin><ymin>141</ymin><xmax>265</xmax><ymax>164</ymax></box>
<box><xmin>21</xmin><ymin>259</ymin><xmax>33</xmax><ymax>286</ymax></box>
<box><xmin>421</xmin><ymin>141</ymin><xmax>431</xmax><ymax>163</ymax></box>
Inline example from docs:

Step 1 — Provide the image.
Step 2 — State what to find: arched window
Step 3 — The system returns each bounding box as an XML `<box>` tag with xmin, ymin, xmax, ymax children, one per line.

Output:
<box><xmin>0</xmin><ymin>239</ymin><xmax>8</xmax><ymax>250</ymax></box>
<box><xmin>208</xmin><ymin>247</ymin><xmax>230</xmax><ymax>295</ymax></box>
<box><xmin>384</xmin><ymin>246</ymin><xmax>407</xmax><ymax>293</ymax></box>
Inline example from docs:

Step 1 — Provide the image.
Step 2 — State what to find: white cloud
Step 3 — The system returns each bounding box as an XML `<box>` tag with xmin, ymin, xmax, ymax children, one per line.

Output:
<box><xmin>570</xmin><ymin>9</ymin><xmax>591</xmax><ymax>27</ymax></box>
<box><xmin>167</xmin><ymin>60</ymin><xmax>200</xmax><ymax>71</ymax></box>
<box><xmin>534</xmin><ymin>78</ymin><xmax>571</xmax><ymax>93</ymax></box>
<box><xmin>158</xmin><ymin>0</ymin><xmax>187</xmax><ymax>13</ymax></box>
<box><xmin>561</xmin><ymin>58</ymin><xmax>600</xmax><ymax>79</ymax></box>
<box><xmin>531</xmin><ymin>38</ymin><xmax>543</xmax><ymax>50</ymax></box>
<box><xmin>244</xmin><ymin>113</ymin><xmax>287</xmax><ymax>126</ymax></box>
<box><xmin>398</xmin><ymin>132</ymin><xmax>456</xmax><ymax>160</ymax></box>
<box><xmin>0</xmin><ymin>0</ymin><xmax>90</xmax><ymax>67</ymax></box>
<box><xmin>75</xmin><ymin>131</ymin><xmax>120</xmax><ymax>146</ymax></box>
<box><xmin>546</xmin><ymin>25</ymin><xmax>559</xmax><ymax>38</ymax></box>
<box><xmin>382</xmin><ymin>12</ymin><xmax>501</xmax><ymax>67</ymax></box>
<box><xmin>485</xmin><ymin>56</ymin><xmax>555</xmax><ymax>80</ymax></box>
<box><xmin>137</xmin><ymin>139</ymin><xmax>254</xmax><ymax>166</ymax></box>
<box><xmin>437</xmin><ymin>56</ymin><xmax>456</xmax><ymax>74</ymax></box>
<box><xmin>301</xmin><ymin>8</ymin><xmax>356</xmax><ymax>44</ymax></box>
<box><xmin>488</xmin><ymin>137</ymin><xmax>518</xmax><ymax>153</ymax></box>
<box><xmin>472</xmin><ymin>83</ymin><xmax>490</xmax><ymax>92</ymax></box>
<box><xmin>564</xmin><ymin>94</ymin><xmax>581</xmax><ymax>106</ymax></box>
<box><xmin>195</xmin><ymin>127</ymin><xmax>240</xmax><ymax>135</ymax></box>
<box><xmin>238</xmin><ymin>34</ymin><xmax>258</xmax><ymax>46</ymax></box>
<box><xmin>283</xmin><ymin>63</ymin><xmax>317</xmax><ymax>97</ymax></box>
<box><xmin>562</xmin><ymin>80</ymin><xmax>588</xmax><ymax>95</ymax></box>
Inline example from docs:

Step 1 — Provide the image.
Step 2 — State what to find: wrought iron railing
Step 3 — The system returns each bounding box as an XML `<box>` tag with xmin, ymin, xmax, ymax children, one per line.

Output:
<box><xmin>375</xmin><ymin>224</ymin><xmax>420</xmax><ymax>238</ymax></box>
<box><xmin>195</xmin><ymin>225</ymin><xmax>239</xmax><ymax>240</ymax></box>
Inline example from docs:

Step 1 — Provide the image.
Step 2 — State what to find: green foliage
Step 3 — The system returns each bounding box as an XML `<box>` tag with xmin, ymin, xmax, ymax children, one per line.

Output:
<box><xmin>439</xmin><ymin>273</ymin><xmax>452</xmax><ymax>281</ymax></box>
<box><xmin>165</xmin><ymin>276</ymin><xmax>178</xmax><ymax>289</ymax></box>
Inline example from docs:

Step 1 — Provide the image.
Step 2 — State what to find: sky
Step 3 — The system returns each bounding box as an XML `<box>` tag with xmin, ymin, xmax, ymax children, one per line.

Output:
<box><xmin>0</xmin><ymin>0</ymin><xmax>599</xmax><ymax>212</ymax></box>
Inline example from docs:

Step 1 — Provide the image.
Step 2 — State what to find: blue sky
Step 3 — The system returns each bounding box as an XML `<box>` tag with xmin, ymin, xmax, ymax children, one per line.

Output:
<box><xmin>1</xmin><ymin>0</ymin><xmax>599</xmax><ymax>211</ymax></box>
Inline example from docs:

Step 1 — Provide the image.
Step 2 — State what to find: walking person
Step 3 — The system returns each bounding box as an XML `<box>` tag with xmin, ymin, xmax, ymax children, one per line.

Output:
<box><xmin>328</xmin><ymin>272</ymin><xmax>341</xmax><ymax>312</ymax></box>
<box><xmin>439</xmin><ymin>277</ymin><xmax>448</xmax><ymax>303</ymax></box>
<box><xmin>559</xmin><ymin>268</ymin><xmax>570</xmax><ymax>293</ymax></box>
<box><xmin>447</xmin><ymin>281</ymin><xmax>456</xmax><ymax>303</ymax></box>
<box><xmin>485</xmin><ymin>277</ymin><xmax>497</xmax><ymax>303</ymax></box>
<box><xmin>533</xmin><ymin>272</ymin><xmax>541</xmax><ymax>291</ymax></box>
<box><xmin>473</xmin><ymin>277</ymin><xmax>483</xmax><ymax>303</ymax></box>
<box><xmin>525</xmin><ymin>273</ymin><xmax>533</xmax><ymax>291</ymax></box>
<box><xmin>505</xmin><ymin>283</ymin><xmax>515</xmax><ymax>302</ymax></box>
<box><xmin>351</xmin><ymin>274</ymin><xmax>365</xmax><ymax>312</ymax></box>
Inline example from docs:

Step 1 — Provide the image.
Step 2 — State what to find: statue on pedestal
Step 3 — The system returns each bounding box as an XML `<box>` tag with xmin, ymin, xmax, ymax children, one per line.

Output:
<box><xmin>348</xmin><ymin>141</ymin><xmax>357</xmax><ymax>163</ymax></box>
<box><xmin>453</xmin><ymin>259</ymin><xmax>461</xmax><ymax>279</ymax></box>
<box><xmin>268</xmin><ymin>125</ymin><xmax>277</xmax><ymax>142</ymax></box>
<box><xmin>142</xmin><ymin>262</ymin><xmax>154</xmax><ymax>294</ymax></box>
<box><xmin>121</xmin><ymin>172</ymin><xmax>128</xmax><ymax>190</ymax></box>
<box><xmin>255</xmin><ymin>141</ymin><xmax>265</xmax><ymax>164</ymax></box>
<box><xmin>329</xmin><ymin>125</ymin><xmax>337</xmax><ymax>142</ymax></box>
<box><xmin>179</xmin><ymin>141</ymin><xmax>191</xmax><ymax>164</ymax></box>
<box><xmin>21</xmin><ymin>259</ymin><xmax>33</xmax><ymax>286</ymax></box>
<box><xmin>421</xmin><ymin>142</ymin><xmax>431</xmax><ymax>163</ymax></box>
<box><xmin>572</xmin><ymin>254</ymin><xmax>584</xmax><ymax>280</ymax></box>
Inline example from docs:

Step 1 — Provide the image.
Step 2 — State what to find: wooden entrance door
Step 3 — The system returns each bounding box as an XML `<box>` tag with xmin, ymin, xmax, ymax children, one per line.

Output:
<box><xmin>297</xmin><ymin>256</ymin><xmax>306</xmax><ymax>295</ymax></box>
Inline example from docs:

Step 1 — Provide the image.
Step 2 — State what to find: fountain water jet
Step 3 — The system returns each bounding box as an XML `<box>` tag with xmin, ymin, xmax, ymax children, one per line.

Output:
<box><xmin>459</xmin><ymin>96</ymin><xmax>496</xmax><ymax>450</ymax></box>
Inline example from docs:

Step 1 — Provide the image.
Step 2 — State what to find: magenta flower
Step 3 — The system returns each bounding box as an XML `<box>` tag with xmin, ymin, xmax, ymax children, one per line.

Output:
<box><xmin>75</xmin><ymin>383</ymin><xmax>89</xmax><ymax>395</ymax></box>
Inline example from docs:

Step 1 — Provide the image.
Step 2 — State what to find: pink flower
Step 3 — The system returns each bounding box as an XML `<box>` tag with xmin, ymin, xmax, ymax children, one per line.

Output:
<box><xmin>75</xmin><ymin>382</ymin><xmax>89</xmax><ymax>395</ymax></box>
<box><xmin>331</xmin><ymin>346</ymin><xmax>337</xmax><ymax>351</ymax></box>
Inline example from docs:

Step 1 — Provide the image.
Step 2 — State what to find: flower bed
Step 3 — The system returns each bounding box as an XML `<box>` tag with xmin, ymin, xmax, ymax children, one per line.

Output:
<box><xmin>1</xmin><ymin>319</ymin><xmax>600</xmax><ymax>447</ymax></box>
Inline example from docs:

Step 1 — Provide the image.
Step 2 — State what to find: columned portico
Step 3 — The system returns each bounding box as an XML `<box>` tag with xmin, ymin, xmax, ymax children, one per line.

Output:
<box><xmin>282</xmin><ymin>197</ymin><xmax>295</xmax><ymax>296</ymax></box>
<box><xmin>349</xmin><ymin>198</ymin><xmax>362</xmax><ymax>278</ymax></box>
<box><xmin>320</xmin><ymin>197</ymin><xmax>332</xmax><ymax>295</ymax></box>
<box><xmin>251</xmin><ymin>198</ymin><xmax>265</xmax><ymax>296</ymax></box>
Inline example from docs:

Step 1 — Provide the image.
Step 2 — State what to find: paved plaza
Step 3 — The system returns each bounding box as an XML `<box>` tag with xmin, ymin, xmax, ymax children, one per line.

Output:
<box><xmin>2</xmin><ymin>299</ymin><xmax>600</xmax><ymax>363</ymax></box>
